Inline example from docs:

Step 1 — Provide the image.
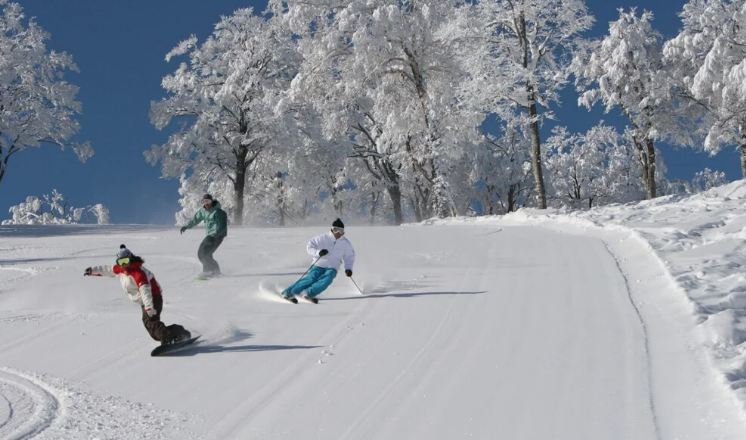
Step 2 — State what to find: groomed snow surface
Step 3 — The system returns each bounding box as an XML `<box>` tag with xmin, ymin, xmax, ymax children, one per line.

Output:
<box><xmin>2</xmin><ymin>182</ymin><xmax>746</xmax><ymax>439</ymax></box>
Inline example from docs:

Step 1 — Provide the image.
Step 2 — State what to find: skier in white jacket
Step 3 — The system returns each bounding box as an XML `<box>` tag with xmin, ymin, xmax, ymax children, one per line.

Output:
<box><xmin>281</xmin><ymin>218</ymin><xmax>355</xmax><ymax>304</ymax></box>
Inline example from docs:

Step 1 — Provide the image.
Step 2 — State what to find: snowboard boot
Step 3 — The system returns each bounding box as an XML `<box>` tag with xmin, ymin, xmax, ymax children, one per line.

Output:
<box><xmin>175</xmin><ymin>329</ymin><xmax>192</xmax><ymax>343</ymax></box>
<box><xmin>162</xmin><ymin>326</ymin><xmax>191</xmax><ymax>345</ymax></box>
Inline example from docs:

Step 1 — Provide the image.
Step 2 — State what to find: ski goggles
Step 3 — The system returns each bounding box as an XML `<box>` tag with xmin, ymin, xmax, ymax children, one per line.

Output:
<box><xmin>116</xmin><ymin>257</ymin><xmax>131</xmax><ymax>266</ymax></box>
<box><xmin>331</xmin><ymin>227</ymin><xmax>344</xmax><ymax>234</ymax></box>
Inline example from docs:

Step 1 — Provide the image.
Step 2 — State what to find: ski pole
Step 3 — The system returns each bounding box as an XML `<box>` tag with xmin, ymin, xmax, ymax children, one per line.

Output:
<box><xmin>349</xmin><ymin>276</ymin><xmax>364</xmax><ymax>295</ymax></box>
<box><xmin>289</xmin><ymin>255</ymin><xmax>321</xmax><ymax>287</ymax></box>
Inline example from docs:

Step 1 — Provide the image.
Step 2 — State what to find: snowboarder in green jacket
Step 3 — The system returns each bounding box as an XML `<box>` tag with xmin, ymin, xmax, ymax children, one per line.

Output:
<box><xmin>180</xmin><ymin>194</ymin><xmax>228</xmax><ymax>278</ymax></box>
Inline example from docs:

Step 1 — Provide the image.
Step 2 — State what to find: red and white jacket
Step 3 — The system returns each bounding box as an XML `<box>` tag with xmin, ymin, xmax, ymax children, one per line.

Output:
<box><xmin>90</xmin><ymin>261</ymin><xmax>161</xmax><ymax>311</ymax></box>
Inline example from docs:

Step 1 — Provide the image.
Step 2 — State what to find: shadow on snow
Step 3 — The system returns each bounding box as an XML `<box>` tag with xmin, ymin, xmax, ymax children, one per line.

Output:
<box><xmin>325</xmin><ymin>290</ymin><xmax>486</xmax><ymax>301</ymax></box>
<box><xmin>156</xmin><ymin>344</ymin><xmax>323</xmax><ymax>357</ymax></box>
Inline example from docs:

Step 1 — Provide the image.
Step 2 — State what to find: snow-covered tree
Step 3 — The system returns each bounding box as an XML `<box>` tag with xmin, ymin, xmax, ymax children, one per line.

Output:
<box><xmin>147</xmin><ymin>8</ymin><xmax>299</xmax><ymax>225</ymax></box>
<box><xmin>664</xmin><ymin>0</ymin><xmax>746</xmax><ymax>177</ymax></box>
<box><xmin>544</xmin><ymin>123</ymin><xmax>645</xmax><ymax>209</ymax></box>
<box><xmin>572</xmin><ymin>9</ymin><xmax>680</xmax><ymax>200</ymax></box>
<box><xmin>0</xmin><ymin>0</ymin><xmax>92</xmax><ymax>186</ymax></box>
<box><xmin>274</xmin><ymin>104</ymin><xmax>352</xmax><ymax>224</ymax></box>
<box><xmin>470</xmin><ymin>120</ymin><xmax>533</xmax><ymax>214</ymax></box>
<box><xmin>275</xmin><ymin>0</ymin><xmax>481</xmax><ymax>223</ymax></box>
<box><xmin>692</xmin><ymin>167</ymin><xmax>727</xmax><ymax>192</ymax></box>
<box><xmin>473</xmin><ymin>0</ymin><xmax>594</xmax><ymax>209</ymax></box>
<box><xmin>2</xmin><ymin>189</ymin><xmax>109</xmax><ymax>225</ymax></box>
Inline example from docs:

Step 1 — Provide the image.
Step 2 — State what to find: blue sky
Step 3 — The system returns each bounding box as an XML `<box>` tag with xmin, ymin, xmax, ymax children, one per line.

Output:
<box><xmin>0</xmin><ymin>0</ymin><xmax>739</xmax><ymax>224</ymax></box>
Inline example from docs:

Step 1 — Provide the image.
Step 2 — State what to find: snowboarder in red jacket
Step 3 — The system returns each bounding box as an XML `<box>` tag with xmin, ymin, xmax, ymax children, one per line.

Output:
<box><xmin>84</xmin><ymin>245</ymin><xmax>191</xmax><ymax>345</ymax></box>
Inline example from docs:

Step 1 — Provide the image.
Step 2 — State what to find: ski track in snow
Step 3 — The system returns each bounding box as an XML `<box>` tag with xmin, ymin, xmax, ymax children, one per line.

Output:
<box><xmin>212</xmin><ymin>282</ymin><xmax>375</xmax><ymax>439</ymax></box>
<box><xmin>0</xmin><ymin>367</ymin><xmax>199</xmax><ymax>440</ymax></box>
<box><xmin>602</xmin><ymin>242</ymin><xmax>663</xmax><ymax>440</ymax></box>
<box><xmin>338</xmin><ymin>275</ymin><xmax>465</xmax><ymax>439</ymax></box>
<box><xmin>0</xmin><ymin>368</ymin><xmax>59</xmax><ymax>440</ymax></box>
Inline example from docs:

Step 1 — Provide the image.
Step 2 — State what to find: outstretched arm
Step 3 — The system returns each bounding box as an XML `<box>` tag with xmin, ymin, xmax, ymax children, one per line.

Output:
<box><xmin>181</xmin><ymin>210</ymin><xmax>204</xmax><ymax>231</ymax></box>
<box><xmin>84</xmin><ymin>265</ymin><xmax>116</xmax><ymax>277</ymax></box>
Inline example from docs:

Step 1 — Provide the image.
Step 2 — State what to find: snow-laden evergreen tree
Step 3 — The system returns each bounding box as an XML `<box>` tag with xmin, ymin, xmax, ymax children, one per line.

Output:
<box><xmin>273</xmin><ymin>0</ymin><xmax>481</xmax><ymax>224</ymax></box>
<box><xmin>0</xmin><ymin>0</ymin><xmax>92</xmax><ymax>186</ymax></box>
<box><xmin>472</xmin><ymin>0</ymin><xmax>594</xmax><ymax>209</ymax></box>
<box><xmin>147</xmin><ymin>8</ymin><xmax>300</xmax><ymax>225</ymax></box>
<box><xmin>664</xmin><ymin>0</ymin><xmax>746</xmax><ymax>177</ymax></box>
<box><xmin>572</xmin><ymin>9</ymin><xmax>682</xmax><ymax>200</ymax></box>
<box><xmin>544</xmin><ymin>123</ymin><xmax>645</xmax><ymax>209</ymax></box>
<box><xmin>2</xmin><ymin>189</ymin><xmax>109</xmax><ymax>225</ymax></box>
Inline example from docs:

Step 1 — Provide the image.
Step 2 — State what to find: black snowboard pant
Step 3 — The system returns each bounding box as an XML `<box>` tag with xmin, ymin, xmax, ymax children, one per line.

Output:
<box><xmin>141</xmin><ymin>294</ymin><xmax>188</xmax><ymax>343</ymax></box>
<box><xmin>198</xmin><ymin>235</ymin><xmax>224</xmax><ymax>274</ymax></box>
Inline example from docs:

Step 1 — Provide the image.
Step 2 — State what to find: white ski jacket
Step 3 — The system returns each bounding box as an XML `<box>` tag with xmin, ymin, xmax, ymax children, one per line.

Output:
<box><xmin>90</xmin><ymin>263</ymin><xmax>160</xmax><ymax>311</ymax></box>
<box><xmin>306</xmin><ymin>232</ymin><xmax>355</xmax><ymax>271</ymax></box>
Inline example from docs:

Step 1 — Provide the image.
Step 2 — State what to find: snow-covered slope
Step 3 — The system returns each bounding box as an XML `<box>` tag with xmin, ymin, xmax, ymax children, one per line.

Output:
<box><xmin>2</xmin><ymin>184</ymin><xmax>746</xmax><ymax>439</ymax></box>
<box><xmin>499</xmin><ymin>180</ymin><xmax>746</xmax><ymax>410</ymax></box>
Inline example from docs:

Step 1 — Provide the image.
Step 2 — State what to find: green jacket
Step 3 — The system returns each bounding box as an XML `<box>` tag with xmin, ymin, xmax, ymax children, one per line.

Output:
<box><xmin>184</xmin><ymin>200</ymin><xmax>228</xmax><ymax>238</ymax></box>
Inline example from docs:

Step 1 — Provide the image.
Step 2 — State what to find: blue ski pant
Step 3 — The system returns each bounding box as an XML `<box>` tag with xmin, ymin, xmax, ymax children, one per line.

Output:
<box><xmin>283</xmin><ymin>266</ymin><xmax>337</xmax><ymax>298</ymax></box>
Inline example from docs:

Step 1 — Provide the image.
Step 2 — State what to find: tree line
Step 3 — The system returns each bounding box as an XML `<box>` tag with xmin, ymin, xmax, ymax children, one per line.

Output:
<box><xmin>2</xmin><ymin>0</ymin><xmax>743</xmax><ymax>225</ymax></box>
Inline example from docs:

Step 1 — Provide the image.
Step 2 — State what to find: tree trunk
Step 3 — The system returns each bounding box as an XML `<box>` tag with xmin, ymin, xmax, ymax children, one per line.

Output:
<box><xmin>528</xmin><ymin>99</ymin><xmax>547</xmax><ymax>209</ymax></box>
<box><xmin>645</xmin><ymin>138</ymin><xmax>657</xmax><ymax>199</ymax></box>
<box><xmin>507</xmin><ymin>184</ymin><xmax>516</xmax><ymax>213</ymax></box>
<box><xmin>369</xmin><ymin>192</ymin><xmax>380</xmax><ymax>225</ymax></box>
<box><xmin>387</xmin><ymin>185</ymin><xmax>403</xmax><ymax>225</ymax></box>
<box><xmin>233</xmin><ymin>145</ymin><xmax>249</xmax><ymax>225</ymax></box>
<box><xmin>517</xmin><ymin>12</ymin><xmax>547</xmax><ymax>209</ymax></box>
<box><xmin>278</xmin><ymin>202</ymin><xmax>285</xmax><ymax>226</ymax></box>
<box><xmin>633</xmin><ymin>136</ymin><xmax>656</xmax><ymax>200</ymax></box>
<box><xmin>234</xmin><ymin>166</ymin><xmax>246</xmax><ymax>225</ymax></box>
<box><xmin>0</xmin><ymin>143</ymin><xmax>16</xmax><ymax>186</ymax></box>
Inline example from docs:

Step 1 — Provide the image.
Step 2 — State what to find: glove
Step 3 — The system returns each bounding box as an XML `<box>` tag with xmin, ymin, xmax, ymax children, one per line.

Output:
<box><xmin>319</xmin><ymin>249</ymin><xmax>329</xmax><ymax>256</ymax></box>
<box><xmin>144</xmin><ymin>307</ymin><xmax>157</xmax><ymax>318</ymax></box>
<box><xmin>345</xmin><ymin>269</ymin><xmax>353</xmax><ymax>277</ymax></box>
<box><xmin>84</xmin><ymin>267</ymin><xmax>92</xmax><ymax>276</ymax></box>
<box><xmin>180</xmin><ymin>226</ymin><xmax>187</xmax><ymax>234</ymax></box>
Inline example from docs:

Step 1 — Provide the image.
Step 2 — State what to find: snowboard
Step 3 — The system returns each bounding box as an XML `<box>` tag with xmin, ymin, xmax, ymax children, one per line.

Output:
<box><xmin>151</xmin><ymin>335</ymin><xmax>201</xmax><ymax>356</ymax></box>
<box><xmin>195</xmin><ymin>272</ymin><xmax>221</xmax><ymax>281</ymax></box>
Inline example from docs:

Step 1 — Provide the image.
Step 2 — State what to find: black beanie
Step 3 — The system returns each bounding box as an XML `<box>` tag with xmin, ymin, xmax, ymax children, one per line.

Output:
<box><xmin>202</xmin><ymin>194</ymin><xmax>213</xmax><ymax>201</ymax></box>
<box><xmin>332</xmin><ymin>218</ymin><xmax>344</xmax><ymax>229</ymax></box>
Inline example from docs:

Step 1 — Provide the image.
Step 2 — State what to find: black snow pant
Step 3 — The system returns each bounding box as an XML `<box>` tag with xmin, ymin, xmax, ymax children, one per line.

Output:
<box><xmin>198</xmin><ymin>234</ymin><xmax>224</xmax><ymax>274</ymax></box>
<box><xmin>142</xmin><ymin>294</ymin><xmax>189</xmax><ymax>343</ymax></box>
